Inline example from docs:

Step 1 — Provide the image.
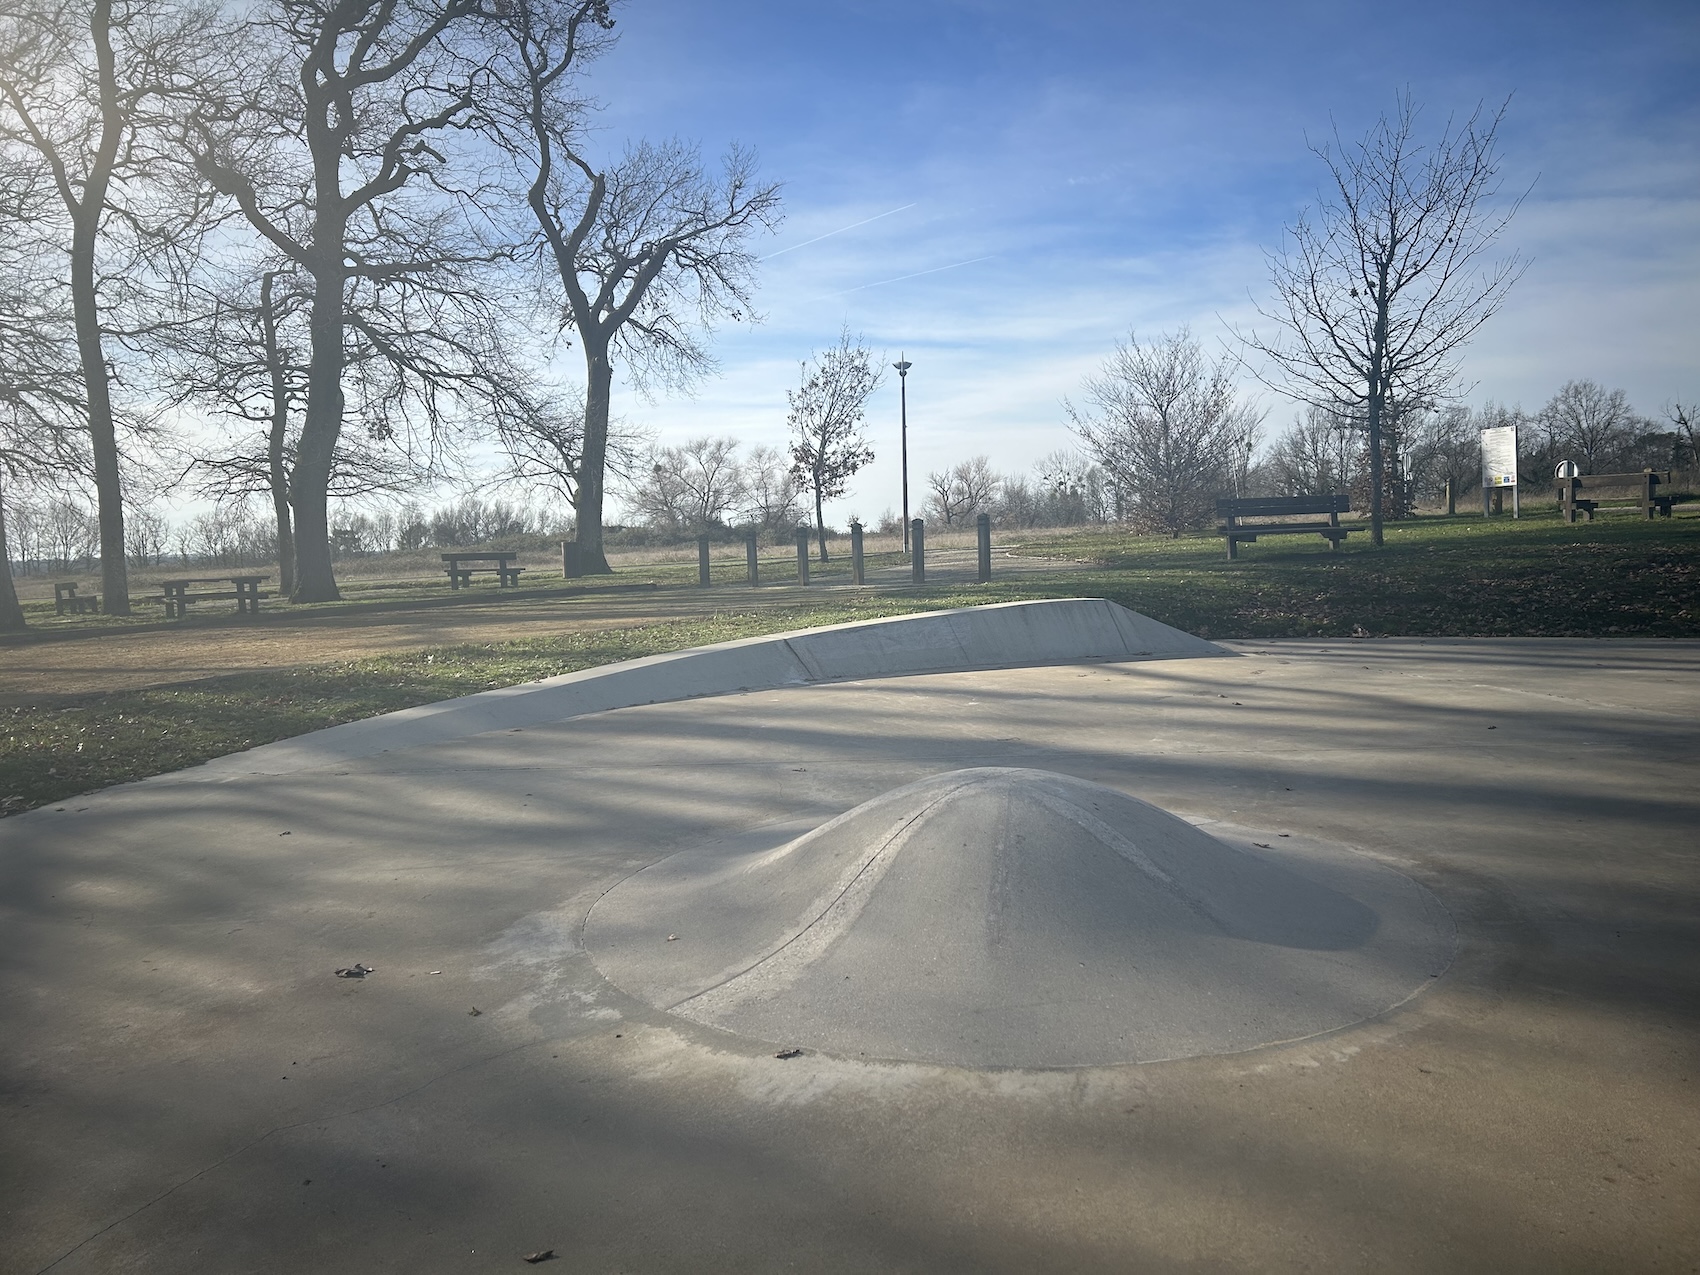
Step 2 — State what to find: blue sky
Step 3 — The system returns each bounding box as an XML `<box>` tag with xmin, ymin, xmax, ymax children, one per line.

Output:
<box><xmin>575</xmin><ymin>0</ymin><xmax>1699</xmax><ymax>525</ymax></box>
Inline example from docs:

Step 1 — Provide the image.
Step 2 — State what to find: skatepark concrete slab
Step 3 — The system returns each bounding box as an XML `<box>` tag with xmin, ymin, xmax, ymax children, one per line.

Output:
<box><xmin>189</xmin><ymin>597</ymin><xmax>1225</xmax><ymax>777</ymax></box>
<box><xmin>3</xmin><ymin>632</ymin><xmax>1698</xmax><ymax>1271</ymax></box>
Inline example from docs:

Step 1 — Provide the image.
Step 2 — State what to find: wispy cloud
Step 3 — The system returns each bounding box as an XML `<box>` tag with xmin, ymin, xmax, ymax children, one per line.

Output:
<box><xmin>762</xmin><ymin>203</ymin><xmax>918</xmax><ymax>260</ymax></box>
<box><xmin>812</xmin><ymin>254</ymin><xmax>998</xmax><ymax>300</ymax></box>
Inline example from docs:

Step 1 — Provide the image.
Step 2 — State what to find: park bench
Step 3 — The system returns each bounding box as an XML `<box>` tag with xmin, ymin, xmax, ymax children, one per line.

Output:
<box><xmin>1555</xmin><ymin>469</ymin><xmax>1674</xmax><ymax>523</ymax></box>
<box><xmin>1216</xmin><ymin>493</ymin><xmax>1361</xmax><ymax>560</ymax></box>
<box><xmin>442</xmin><ymin>551</ymin><xmax>524</xmax><ymax>589</ymax></box>
<box><xmin>154</xmin><ymin>575</ymin><xmax>268</xmax><ymax>619</ymax></box>
<box><xmin>54</xmin><ymin>582</ymin><xmax>100</xmax><ymax>615</ymax></box>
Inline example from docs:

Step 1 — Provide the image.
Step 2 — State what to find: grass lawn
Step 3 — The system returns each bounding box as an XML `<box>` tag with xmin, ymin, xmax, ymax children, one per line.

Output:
<box><xmin>5</xmin><ymin>508</ymin><xmax>1696</xmax><ymax>815</ymax></box>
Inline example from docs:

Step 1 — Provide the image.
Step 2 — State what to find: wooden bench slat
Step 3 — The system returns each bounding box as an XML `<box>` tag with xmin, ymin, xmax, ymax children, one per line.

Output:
<box><xmin>1216</xmin><ymin>494</ymin><xmax>1350</xmax><ymax>517</ymax></box>
<box><xmin>1217</xmin><ymin>492</ymin><xmax>1357</xmax><ymax>560</ymax></box>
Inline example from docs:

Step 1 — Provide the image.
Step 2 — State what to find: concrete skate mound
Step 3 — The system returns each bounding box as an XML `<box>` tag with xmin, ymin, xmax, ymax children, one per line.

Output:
<box><xmin>586</xmin><ymin>769</ymin><xmax>1453</xmax><ymax>1068</ymax></box>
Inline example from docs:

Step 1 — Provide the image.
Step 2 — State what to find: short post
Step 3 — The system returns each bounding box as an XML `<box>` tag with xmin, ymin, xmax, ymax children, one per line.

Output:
<box><xmin>1444</xmin><ymin>478</ymin><xmax>1455</xmax><ymax>516</ymax></box>
<box><xmin>745</xmin><ymin>528</ymin><xmax>759</xmax><ymax>585</ymax></box>
<box><xmin>1482</xmin><ymin>485</ymin><xmax>1491</xmax><ymax>517</ymax></box>
<box><xmin>1642</xmin><ymin>469</ymin><xmax>1655</xmax><ymax>520</ymax></box>
<box><xmin>976</xmin><ymin>512</ymin><xmax>991</xmax><ymax>583</ymax></box>
<box><xmin>795</xmin><ymin>526</ymin><xmax>810</xmax><ymax>585</ymax></box>
<box><xmin>697</xmin><ymin>534</ymin><xmax>711</xmax><ymax>586</ymax></box>
<box><xmin>562</xmin><ymin>540</ymin><xmax>582</xmax><ymax>579</ymax></box>
<box><xmin>850</xmin><ymin>521</ymin><xmax>865</xmax><ymax>585</ymax></box>
<box><xmin>910</xmin><ymin>519</ymin><xmax>925</xmax><ymax>584</ymax></box>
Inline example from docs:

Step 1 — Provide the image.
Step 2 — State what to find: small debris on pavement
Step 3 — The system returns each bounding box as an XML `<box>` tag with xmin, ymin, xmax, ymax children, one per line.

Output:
<box><xmin>468</xmin><ymin>1007</ymin><xmax>482</xmax><ymax>1016</ymax></box>
<box><xmin>522</xmin><ymin>1251</ymin><xmax>556</xmax><ymax>1264</ymax></box>
<box><xmin>1253</xmin><ymin>842</ymin><xmax>1271</xmax><ymax>848</ymax></box>
<box><xmin>666</xmin><ymin>933</ymin><xmax>679</xmax><ymax>941</ymax></box>
<box><xmin>428</xmin><ymin>970</ymin><xmax>442</xmax><ymax>975</ymax></box>
<box><xmin>334</xmin><ymin>964</ymin><xmax>374</xmax><ymax>978</ymax></box>
<box><xmin>774</xmin><ymin>1048</ymin><xmax>804</xmax><ymax>1060</ymax></box>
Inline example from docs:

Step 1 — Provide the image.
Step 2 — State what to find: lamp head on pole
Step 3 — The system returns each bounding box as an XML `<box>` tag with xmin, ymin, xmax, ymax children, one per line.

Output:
<box><xmin>893</xmin><ymin>355</ymin><xmax>912</xmax><ymax>378</ymax></box>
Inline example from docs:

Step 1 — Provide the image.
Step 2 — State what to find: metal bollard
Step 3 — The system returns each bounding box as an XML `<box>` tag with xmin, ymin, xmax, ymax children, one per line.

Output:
<box><xmin>976</xmin><ymin>512</ymin><xmax>991</xmax><ymax>583</ymax></box>
<box><xmin>910</xmin><ymin>519</ymin><xmax>925</xmax><ymax>583</ymax></box>
<box><xmin>850</xmin><ymin>521</ymin><xmax>865</xmax><ymax>585</ymax></box>
<box><xmin>697</xmin><ymin>534</ymin><xmax>710</xmax><ymax>586</ymax></box>
<box><xmin>796</xmin><ymin>526</ymin><xmax>810</xmax><ymax>585</ymax></box>
<box><xmin>746</xmin><ymin>528</ymin><xmax>759</xmax><ymax>585</ymax></box>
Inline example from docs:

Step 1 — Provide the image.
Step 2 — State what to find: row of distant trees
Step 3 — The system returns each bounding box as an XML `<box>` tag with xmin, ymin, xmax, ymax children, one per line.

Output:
<box><xmin>1260</xmin><ymin>382</ymin><xmax>1698</xmax><ymax>519</ymax></box>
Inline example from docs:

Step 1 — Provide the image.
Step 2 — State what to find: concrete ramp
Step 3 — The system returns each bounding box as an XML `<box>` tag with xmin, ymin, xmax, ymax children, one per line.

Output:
<box><xmin>191</xmin><ymin>598</ymin><xmax>1226</xmax><ymax>779</ymax></box>
<box><xmin>587</xmin><ymin>768</ymin><xmax>1453</xmax><ymax>1067</ymax></box>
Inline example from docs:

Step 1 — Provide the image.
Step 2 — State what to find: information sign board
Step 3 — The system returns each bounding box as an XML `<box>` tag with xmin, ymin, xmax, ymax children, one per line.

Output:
<box><xmin>1481</xmin><ymin>426</ymin><xmax>1518</xmax><ymax>489</ymax></box>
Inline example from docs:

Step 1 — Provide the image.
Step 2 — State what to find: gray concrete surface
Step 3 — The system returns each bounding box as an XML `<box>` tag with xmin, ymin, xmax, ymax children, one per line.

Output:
<box><xmin>588</xmin><ymin>767</ymin><xmax>1453</xmax><ymax>1068</ymax></box>
<box><xmin>191</xmin><ymin>597</ymin><xmax>1224</xmax><ymax>777</ymax></box>
<box><xmin>3</xmin><ymin>635</ymin><xmax>1698</xmax><ymax>1272</ymax></box>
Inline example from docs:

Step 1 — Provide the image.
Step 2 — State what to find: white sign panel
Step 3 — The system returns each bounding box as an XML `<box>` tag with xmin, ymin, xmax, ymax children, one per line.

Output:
<box><xmin>1481</xmin><ymin>425</ymin><xmax>1518</xmax><ymax>488</ymax></box>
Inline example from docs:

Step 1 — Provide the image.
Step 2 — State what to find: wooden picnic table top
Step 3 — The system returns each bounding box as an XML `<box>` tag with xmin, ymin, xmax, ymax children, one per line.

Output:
<box><xmin>440</xmin><ymin>552</ymin><xmax>518</xmax><ymax>564</ymax></box>
<box><xmin>159</xmin><ymin>575</ymin><xmax>269</xmax><ymax>587</ymax></box>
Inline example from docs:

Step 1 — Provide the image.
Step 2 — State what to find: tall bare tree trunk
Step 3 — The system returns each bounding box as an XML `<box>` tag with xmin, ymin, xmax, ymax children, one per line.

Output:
<box><xmin>814</xmin><ymin>484</ymin><xmax>828</xmax><ymax>561</ymax></box>
<box><xmin>66</xmin><ymin>0</ymin><xmax>130</xmax><ymax>613</ymax></box>
<box><xmin>0</xmin><ymin>472</ymin><xmax>27</xmax><ymax>631</ymax></box>
<box><xmin>1367</xmin><ymin>298</ymin><xmax>1388</xmax><ymax>547</ymax></box>
<box><xmin>70</xmin><ymin>210</ymin><xmax>129</xmax><ymax>613</ymax></box>
<box><xmin>261</xmin><ymin>271</ymin><xmax>295</xmax><ymax>596</ymax></box>
<box><xmin>291</xmin><ymin>258</ymin><xmax>345</xmax><ymax>601</ymax></box>
<box><xmin>572</xmin><ymin>342</ymin><xmax>614</xmax><ymax>574</ymax></box>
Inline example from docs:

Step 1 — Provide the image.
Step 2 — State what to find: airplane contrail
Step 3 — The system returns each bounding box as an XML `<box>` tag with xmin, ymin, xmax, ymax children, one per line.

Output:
<box><xmin>762</xmin><ymin>203</ymin><xmax>918</xmax><ymax>260</ymax></box>
<box><xmin>820</xmin><ymin>254</ymin><xmax>996</xmax><ymax>298</ymax></box>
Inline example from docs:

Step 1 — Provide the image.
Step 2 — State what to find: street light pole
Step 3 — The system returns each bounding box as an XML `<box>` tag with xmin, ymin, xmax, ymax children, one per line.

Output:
<box><xmin>894</xmin><ymin>354</ymin><xmax>912</xmax><ymax>554</ymax></box>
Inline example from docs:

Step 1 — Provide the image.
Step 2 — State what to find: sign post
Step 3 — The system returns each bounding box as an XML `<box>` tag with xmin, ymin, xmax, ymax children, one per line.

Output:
<box><xmin>1480</xmin><ymin>425</ymin><xmax>1519</xmax><ymax>518</ymax></box>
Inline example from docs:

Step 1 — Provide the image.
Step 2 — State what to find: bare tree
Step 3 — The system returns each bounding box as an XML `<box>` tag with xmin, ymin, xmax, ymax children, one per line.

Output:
<box><xmin>1667</xmin><ymin>400</ymin><xmax>1698</xmax><ymax>470</ymax></box>
<box><xmin>1067</xmin><ymin>329</ymin><xmax>1262</xmax><ymax>537</ymax></box>
<box><xmin>787</xmin><ymin>331</ymin><xmax>881</xmax><ymax>560</ymax></box>
<box><xmin>126</xmin><ymin>503</ymin><xmax>170</xmax><ymax>566</ymax></box>
<box><xmin>925</xmin><ymin>456</ymin><xmax>999</xmax><ymax>526</ymax></box>
<box><xmin>492</xmin><ymin>390</ymin><xmax>647</xmax><ymax>511</ymax></box>
<box><xmin>1539</xmin><ymin>380</ymin><xmax>1639</xmax><ymax>473</ymax></box>
<box><xmin>184</xmin><ymin>0</ymin><xmax>513</xmax><ymax>601</ymax></box>
<box><xmin>1262</xmin><ymin>404</ymin><xmax>1357</xmax><ymax>497</ymax></box>
<box><xmin>625</xmin><ymin>435</ymin><xmax>745</xmax><ymax>533</ymax></box>
<box><xmin>740</xmin><ymin>444</ymin><xmax>804</xmax><ymax>531</ymax></box>
<box><xmin>0</xmin><ymin>160</ymin><xmax>86</xmax><ymax>629</ymax></box>
<box><xmin>0</xmin><ymin>0</ymin><xmax>214</xmax><ymax>613</ymax></box>
<box><xmin>1038</xmin><ymin>449</ymin><xmax>1113</xmax><ymax>524</ymax></box>
<box><xmin>154</xmin><ymin>256</ymin><xmax>471</xmax><ymax>594</ymax></box>
<box><xmin>1404</xmin><ymin>405</ymin><xmax>1479</xmax><ymax>505</ymax></box>
<box><xmin>494</xmin><ymin>0</ymin><xmax>782</xmax><ymax>573</ymax></box>
<box><xmin>1244</xmin><ymin>94</ymin><xmax>1526</xmax><ymax>544</ymax></box>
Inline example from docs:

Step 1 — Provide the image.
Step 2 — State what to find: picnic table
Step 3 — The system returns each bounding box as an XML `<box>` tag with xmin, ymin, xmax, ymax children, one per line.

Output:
<box><xmin>157</xmin><ymin>575</ymin><xmax>267</xmax><ymax>619</ymax></box>
<box><xmin>1556</xmin><ymin>469</ymin><xmax>1674</xmax><ymax>523</ymax></box>
<box><xmin>442</xmin><ymin>552</ymin><xmax>524</xmax><ymax>589</ymax></box>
